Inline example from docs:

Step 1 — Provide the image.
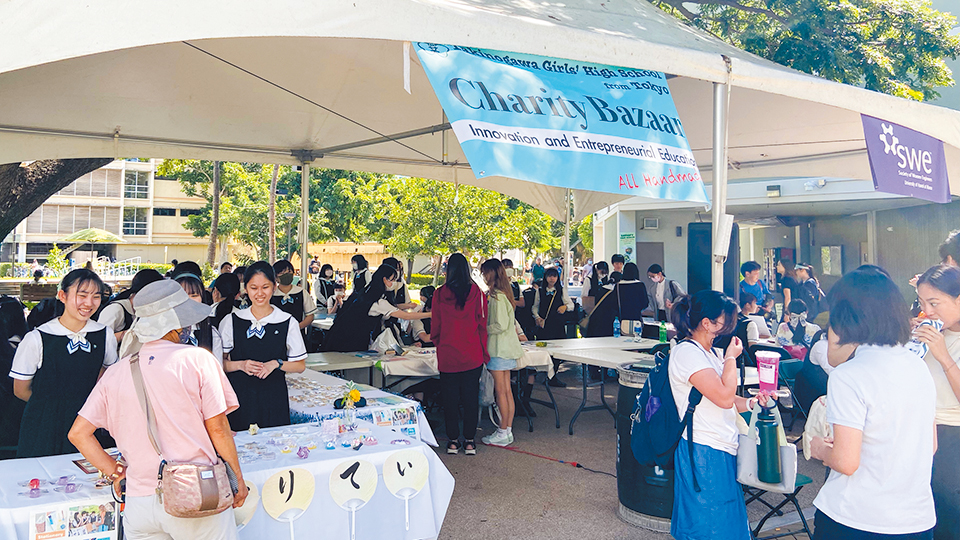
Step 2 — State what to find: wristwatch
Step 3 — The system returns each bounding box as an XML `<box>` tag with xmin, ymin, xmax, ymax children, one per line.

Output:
<box><xmin>276</xmin><ymin>358</ymin><xmax>284</xmax><ymax>368</ymax></box>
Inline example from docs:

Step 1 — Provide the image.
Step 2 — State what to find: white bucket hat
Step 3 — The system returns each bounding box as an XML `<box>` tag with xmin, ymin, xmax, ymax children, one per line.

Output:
<box><xmin>119</xmin><ymin>279</ymin><xmax>213</xmax><ymax>357</ymax></box>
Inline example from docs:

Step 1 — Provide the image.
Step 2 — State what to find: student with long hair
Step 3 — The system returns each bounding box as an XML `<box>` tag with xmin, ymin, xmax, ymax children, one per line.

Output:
<box><xmin>809</xmin><ymin>266</ymin><xmax>936</xmax><ymax>539</ymax></box>
<box><xmin>314</xmin><ymin>263</ymin><xmax>337</xmax><ymax>315</ymax></box>
<box><xmin>777</xmin><ymin>258</ymin><xmax>799</xmax><ymax>317</ymax></box>
<box><xmin>669</xmin><ymin>290</ymin><xmax>769</xmax><ymax>540</ymax></box>
<box><xmin>211</xmin><ymin>272</ymin><xmax>241</xmax><ymax>328</ymax></box>
<box><xmin>10</xmin><ymin>269</ymin><xmax>119</xmax><ymax>457</ymax></box>
<box><xmin>533</xmin><ymin>267</ymin><xmax>573</xmax><ymax>339</ymax></box>
<box><xmin>219</xmin><ymin>261</ymin><xmax>307</xmax><ymax>431</ymax></box>
<box><xmin>583</xmin><ymin>261</ymin><xmax>610</xmax><ymax>310</ymax></box>
<box><xmin>432</xmin><ymin>253</ymin><xmax>488</xmax><ymax>455</ymax></box>
<box><xmin>323</xmin><ymin>264</ymin><xmax>431</xmax><ymax>352</ymax></box>
<box><xmin>97</xmin><ymin>268</ymin><xmax>163</xmax><ymax>342</ymax></box>
<box><xmin>350</xmin><ymin>254</ymin><xmax>372</xmax><ymax>292</ymax></box>
<box><xmin>480</xmin><ymin>259</ymin><xmax>524</xmax><ymax>447</ymax></box>
<box><xmin>914</xmin><ymin>264</ymin><xmax>960</xmax><ymax>539</ymax></box>
<box><xmin>0</xmin><ymin>296</ymin><xmax>28</xmax><ymax>457</ymax></box>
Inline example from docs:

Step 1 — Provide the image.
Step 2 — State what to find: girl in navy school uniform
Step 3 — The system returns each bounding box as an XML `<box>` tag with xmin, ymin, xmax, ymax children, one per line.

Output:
<box><xmin>219</xmin><ymin>261</ymin><xmax>307</xmax><ymax>432</ymax></box>
<box><xmin>10</xmin><ymin>269</ymin><xmax>118</xmax><ymax>457</ymax></box>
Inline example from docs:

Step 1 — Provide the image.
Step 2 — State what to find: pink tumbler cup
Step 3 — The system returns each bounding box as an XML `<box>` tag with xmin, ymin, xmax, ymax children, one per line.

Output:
<box><xmin>755</xmin><ymin>351</ymin><xmax>781</xmax><ymax>393</ymax></box>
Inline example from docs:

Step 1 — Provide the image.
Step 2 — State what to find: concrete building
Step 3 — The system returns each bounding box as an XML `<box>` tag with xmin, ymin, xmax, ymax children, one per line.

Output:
<box><xmin>3</xmin><ymin>159</ymin><xmax>233</xmax><ymax>265</ymax></box>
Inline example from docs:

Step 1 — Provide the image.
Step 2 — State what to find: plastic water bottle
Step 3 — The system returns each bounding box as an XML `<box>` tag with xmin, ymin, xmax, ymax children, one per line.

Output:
<box><xmin>633</xmin><ymin>320</ymin><xmax>643</xmax><ymax>342</ymax></box>
<box><xmin>613</xmin><ymin>317</ymin><xmax>621</xmax><ymax>338</ymax></box>
<box><xmin>659</xmin><ymin>321</ymin><xmax>667</xmax><ymax>343</ymax></box>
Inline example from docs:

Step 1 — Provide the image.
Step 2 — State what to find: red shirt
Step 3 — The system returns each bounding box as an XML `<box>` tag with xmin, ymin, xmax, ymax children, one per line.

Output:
<box><xmin>432</xmin><ymin>283</ymin><xmax>488</xmax><ymax>373</ymax></box>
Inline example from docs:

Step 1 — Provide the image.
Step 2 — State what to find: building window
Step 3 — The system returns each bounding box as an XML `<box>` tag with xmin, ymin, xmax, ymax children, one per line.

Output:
<box><xmin>153</xmin><ymin>208</ymin><xmax>176</xmax><ymax>216</ymax></box>
<box><xmin>123</xmin><ymin>170</ymin><xmax>150</xmax><ymax>199</ymax></box>
<box><xmin>122</xmin><ymin>208</ymin><xmax>149</xmax><ymax>235</ymax></box>
<box><xmin>180</xmin><ymin>208</ymin><xmax>203</xmax><ymax>217</ymax></box>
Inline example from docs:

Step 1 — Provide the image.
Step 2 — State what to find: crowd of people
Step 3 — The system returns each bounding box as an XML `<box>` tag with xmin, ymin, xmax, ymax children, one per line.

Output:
<box><xmin>3</xmin><ymin>230</ymin><xmax>960</xmax><ymax>539</ymax></box>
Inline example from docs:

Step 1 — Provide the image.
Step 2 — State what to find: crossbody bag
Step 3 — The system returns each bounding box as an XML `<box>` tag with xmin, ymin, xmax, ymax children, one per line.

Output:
<box><xmin>130</xmin><ymin>353</ymin><xmax>235</xmax><ymax>518</ymax></box>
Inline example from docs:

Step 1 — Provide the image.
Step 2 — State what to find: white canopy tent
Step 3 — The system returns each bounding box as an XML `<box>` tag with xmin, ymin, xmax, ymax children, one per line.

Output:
<box><xmin>1</xmin><ymin>0</ymin><xmax>958</xmax><ymax>283</ymax></box>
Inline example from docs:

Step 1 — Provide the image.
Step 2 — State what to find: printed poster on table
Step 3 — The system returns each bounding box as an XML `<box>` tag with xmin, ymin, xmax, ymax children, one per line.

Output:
<box><xmin>415</xmin><ymin>43</ymin><xmax>710</xmax><ymax>205</ymax></box>
<box><xmin>30</xmin><ymin>500</ymin><xmax>118</xmax><ymax>540</ymax></box>
<box><xmin>862</xmin><ymin>114</ymin><xmax>950</xmax><ymax>203</ymax></box>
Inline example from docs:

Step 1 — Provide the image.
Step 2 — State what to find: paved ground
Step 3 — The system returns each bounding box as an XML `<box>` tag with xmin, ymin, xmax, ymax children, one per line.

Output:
<box><xmin>420</xmin><ymin>364</ymin><xmax>825</xmax><ymax>540</ymax></box>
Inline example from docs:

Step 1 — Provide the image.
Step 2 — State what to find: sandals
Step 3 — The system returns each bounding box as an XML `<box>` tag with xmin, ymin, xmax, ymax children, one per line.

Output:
<box><xmin>463</xmin><ymin>440</ymin><xmax>477</xmax><ymax>455</ymax></box>
<box><xmin>446</xmin><ymin>441</ymin><xmax>461</xmax><ymax>455</ymax></box>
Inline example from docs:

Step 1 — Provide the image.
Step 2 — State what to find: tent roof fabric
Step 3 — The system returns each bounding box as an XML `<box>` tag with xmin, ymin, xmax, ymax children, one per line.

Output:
<box><xmin>0</xmin><ymin>0</ymin><xmax>958</xmax><ymax>219</ymax></box>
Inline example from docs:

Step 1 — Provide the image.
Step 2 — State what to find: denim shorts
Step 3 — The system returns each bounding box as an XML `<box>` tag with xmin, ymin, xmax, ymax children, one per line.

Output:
<box><xmin>487</xmin><ymin>356</ymin><xmax>518</xmax><ymax>371</ymax></box>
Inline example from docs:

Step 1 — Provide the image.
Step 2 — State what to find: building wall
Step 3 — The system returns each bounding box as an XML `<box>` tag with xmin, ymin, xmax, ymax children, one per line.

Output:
<box><xmin>876</xmin><ymin>200</ymin><xmax>960</xmax><ymax>297</ymax></box>
<box><xmin>807</xmin><ymin>215</ymin><xmax>868</xmax><ymax>291</ymax></box>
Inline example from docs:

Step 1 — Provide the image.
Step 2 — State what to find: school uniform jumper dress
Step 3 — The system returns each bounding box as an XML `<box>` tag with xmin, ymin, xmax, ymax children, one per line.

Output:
<box><xmin>226</xmin><ymin>315</ymin><xmax>291</xmax><ymax>431</ymax></box>
<box><xmin>18</xmin><ymin>329</ymin><xmax>107</xmax><ymax>458</ymax></box>
<box><xmin>536</xmin><ymin>288</ymin><xmax>567</xmax><ymax>340</ymax></box>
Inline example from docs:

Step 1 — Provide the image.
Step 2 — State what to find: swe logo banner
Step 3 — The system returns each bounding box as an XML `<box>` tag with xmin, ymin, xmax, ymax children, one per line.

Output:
<box><xmin>415</xmin><ymin>43</ymin><xmax>709</xmax><ymax>205</ymax></box>
<box><xmin>862</xmin><ymin>114</ymin><xmax>950</xmax><ymax>204</ymax></box>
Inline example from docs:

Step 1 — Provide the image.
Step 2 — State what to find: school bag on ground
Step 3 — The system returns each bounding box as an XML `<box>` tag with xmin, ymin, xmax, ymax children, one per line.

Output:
<box><xmin>630</xmin><ymin>348</ymin><xmax>704</xmax><ymax>490</ymax></box>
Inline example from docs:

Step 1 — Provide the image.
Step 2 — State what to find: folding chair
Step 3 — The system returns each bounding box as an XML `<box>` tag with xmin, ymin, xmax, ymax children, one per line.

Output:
<box><xmin>743</xmin><ymin>474</ymin><xmax>814</xmax><ymax>539</ymax></box>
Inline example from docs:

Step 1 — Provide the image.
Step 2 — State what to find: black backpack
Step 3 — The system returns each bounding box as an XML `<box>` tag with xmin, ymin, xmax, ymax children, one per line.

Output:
<box><xmin>630</xmin><ymin>345</ymin><xmax>704</xmax><ymax>491</ymax></box>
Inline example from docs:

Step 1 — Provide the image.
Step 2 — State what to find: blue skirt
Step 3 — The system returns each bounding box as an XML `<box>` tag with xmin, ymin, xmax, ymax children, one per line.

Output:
<box><xmin>671</xmin><ymin>438</ymin><xmax>751</xmax><ymax>540</ymax></box>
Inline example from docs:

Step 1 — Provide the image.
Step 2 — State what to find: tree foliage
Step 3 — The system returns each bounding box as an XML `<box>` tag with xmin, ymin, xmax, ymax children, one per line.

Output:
<box><xmin>650</xmin><ymin>0</ymin><xmax>960</xmax><ymax>101</ymax></box>
<box><xmin>159</xmin><ymin>160</ymin><xmax>561</xmax><ymax>263</ymax></box>
<box><xmin>576</xmin><ymin>215</ymin><xmax>594</xmax><ymax>252</ymax></box>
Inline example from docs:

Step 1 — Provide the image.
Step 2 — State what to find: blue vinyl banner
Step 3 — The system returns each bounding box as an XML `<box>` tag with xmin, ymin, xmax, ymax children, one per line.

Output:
<box><xmin>415</xmin><ymin>43</ymin><xmax>709</xmax><ymax>204</ymax></box>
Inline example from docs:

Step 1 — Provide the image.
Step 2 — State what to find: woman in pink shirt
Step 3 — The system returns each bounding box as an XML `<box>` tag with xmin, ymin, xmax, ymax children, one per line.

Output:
<box><xmin>69</xmin><ymin>280</ymin><xmax>248</xmax><ymax>540</ymax></box>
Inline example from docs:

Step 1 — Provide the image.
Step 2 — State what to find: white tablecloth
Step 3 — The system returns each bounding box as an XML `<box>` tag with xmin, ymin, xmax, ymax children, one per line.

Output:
<box><xmin>379</xmin><ymin>346</ymin><xmax>555</xmax><ymax>378</ymax></box>
<box><xmin>236</xmin><ymin>422</ymin><xmax>453</xmax><ymax>540</ymax></box>
<box><xmin>288</xmin><ymin>370</ymin><xmax>438</xmax><ymax>447</ymax></box>
<box><xmin>0</xmin><ymin>423</ymin><xmax>454</xmax><ymax>540</ymax></box>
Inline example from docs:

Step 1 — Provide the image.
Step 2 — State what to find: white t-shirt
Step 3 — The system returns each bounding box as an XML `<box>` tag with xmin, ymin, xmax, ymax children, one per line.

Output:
<box><xmin>922</xmin><ymin>329</ymin><xmax>960</xmax><ymax>426</ymax></box>
<box><xmin>10</xmin><ymin>319</ymin><xmax>119</xmax><ymax>380</ymax></box>
<box><xmin>668</xmin><ymin>339</ymin><xmax>739</xmax><ymax>455</ymax></box>
<box><xmin>808</xmin><ymin>339</ymin><xmax>834</xmax><ymax>374</ymax></box>
<box><xmin>97</xmin><ymin>299</ymin><xmax>133</xmax><ymax>332</ymax></box>
<box><xmin>813</xmin><ymin>345</ymin><xmax>936</xmax><ymax>534</ymax></box>
<box><xmin>219</xmin><ymin>306</ymin><xmax>307</xmax><ymax>362</ymax></box>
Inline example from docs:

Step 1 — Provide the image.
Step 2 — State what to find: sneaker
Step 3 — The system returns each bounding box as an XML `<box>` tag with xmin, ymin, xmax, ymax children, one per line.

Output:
<box><xmin>446</xmin><ymin>441</ymin><xmax>461</xmax><ymax>455</ymax></box>
<box><xmin>481</xmin><ymin>430</ymin><xmax>514</xmax><ymax>447</ymax></box>
<box><xmin>463</xmin><ymin>440</ymin><xmax>477</xmax><ymax>455</ymax></box>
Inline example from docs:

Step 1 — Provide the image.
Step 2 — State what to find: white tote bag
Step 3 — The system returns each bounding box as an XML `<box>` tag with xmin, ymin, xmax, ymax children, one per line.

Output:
<box><xmin>736</xmin><ymin>404</ymin><xmax>798</xmax><ymax>493</ymax></box>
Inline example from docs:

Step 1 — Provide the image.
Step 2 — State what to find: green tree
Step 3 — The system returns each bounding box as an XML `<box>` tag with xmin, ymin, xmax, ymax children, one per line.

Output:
<box><xmin>575</xmin><ymin>215</ymin><xmax>594</xmax><ymax>252</ymax></box>
<box><xmin>158</xmin><ymin>160</ymin><xmax>304</xmax><ymax>260</ymax></box>
<box><xmin>45</xmin><ymin>244</ymin><xmax>69</xmax><ymax>276</ymax></box>
<box><xmin>650</xmin><ymin>0</ymin><xmax>960</xmax><ymax>100</ymax></box>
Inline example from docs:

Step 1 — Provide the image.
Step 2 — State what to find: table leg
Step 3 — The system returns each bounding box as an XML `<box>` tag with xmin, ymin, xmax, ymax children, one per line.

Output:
<box><xmin>598</xmin><ymin>377</ymin><xmax>616</xmax><ymax>424</ymax></box>
<box><xmin>529</xmin><ymin>373</ymin><xmax>560</xmax><ymax>429</ymax></box>
<box><xmin>513</xmin><ymin>375</ymin><xmax>534</xmax><ymax>433</ymax></box>
<box><xmin>568</xmin><ymin>363</ymin><xmax>589</xmax><ymax>435</ymax></box>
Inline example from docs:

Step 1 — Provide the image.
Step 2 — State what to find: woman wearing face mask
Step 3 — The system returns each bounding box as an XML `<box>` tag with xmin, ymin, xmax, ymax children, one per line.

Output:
<box><xmin>219</xmin><ymin>261</ymin><xmax>307</xmax><ymax>431</ymax></box>
<box><xmin>582</xmin><ymin>261</ymin><xmax>610</xmax><ymax>312</ymax></box>
<box><xmin>10</xmin><ymin>269</ymin><xmax>119</xmax><ymax>457</ymax></box>
<box><xmin>915</xmin><ymin>264</ymin><xmax>960</xmax><ymax>539</ymax></box>
<box><xmin>410</xmin><ymin>286</ymin><xmax>435</xmax><ymax>347</ymax></box>
<box><xmin>351</xmin><ymin>255</ymin><xmax>372</xmax><ymax>293</ymax></box>
<box><xmin>776</xmin><ymin>299</ymin><xmax>821</xmax><ymax>356</ymax></box>
<box><xmin>314</xmin><ymin>264</ymin><xmax>337</xmax><ymax>315</ymax></box>
<box><xmin>270</xmin><ymin>259</ymin><xmax>317</xmax><ymax>333</ymax></box>
<box><xmin>322</xmin><ymin>264</ymin><xmax>432</xmax><ymax>352</ymax></box>
<box><xmin>646</xmin><ymin>264</ymin><xmax>684</xmax><ymax>322</ymax></box>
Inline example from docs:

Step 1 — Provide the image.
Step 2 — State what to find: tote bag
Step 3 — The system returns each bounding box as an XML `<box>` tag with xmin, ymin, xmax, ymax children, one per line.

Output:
<box><xmin>736</xmin><ymin>403</ymin><xmax>797</xmax><ymax>493</ymax></box>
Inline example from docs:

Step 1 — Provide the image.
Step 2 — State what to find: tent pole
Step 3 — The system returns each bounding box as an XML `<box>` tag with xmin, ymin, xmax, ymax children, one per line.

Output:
<box><xmin>300</xmin><ymin>161</ymin><xmax>310</xmax><ymax>280</ymax></box>
<box><xmin>563</xmin><ymin>189</ymin><xmax>571</xmax><ymax>281</ymax></box>
<box><xmin>711</xmin><ymin>78</ymin><xmax>730</xmax><ymax>292</ymax></box>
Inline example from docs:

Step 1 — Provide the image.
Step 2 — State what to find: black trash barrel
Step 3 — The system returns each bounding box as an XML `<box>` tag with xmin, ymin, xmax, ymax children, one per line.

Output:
<box><xmin>617</xmin><ymin>362</ymin><xmax>673</xmax><ymax>532</ymax></box>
